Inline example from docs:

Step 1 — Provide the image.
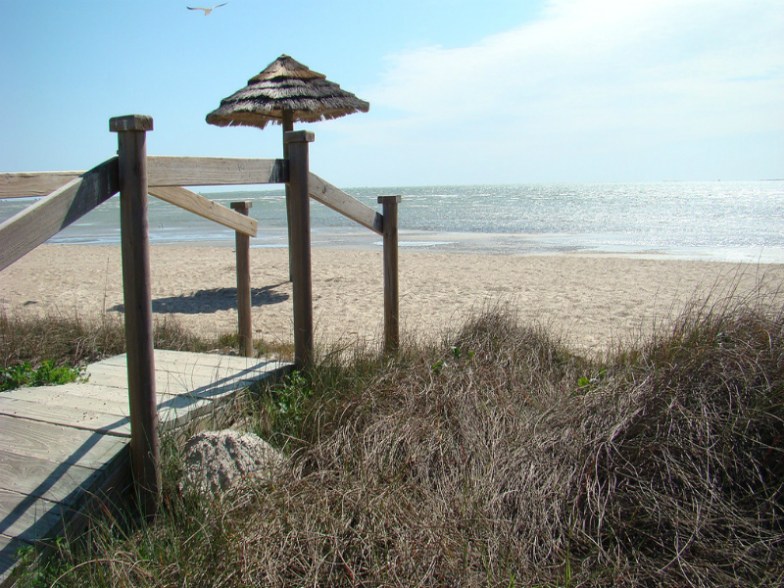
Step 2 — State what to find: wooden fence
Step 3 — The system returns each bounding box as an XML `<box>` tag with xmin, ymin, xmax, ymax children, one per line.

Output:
<box><xmin>0</xmin><ymin>114</ymin><xmax>401</xmax><ymax>515</ymax></box>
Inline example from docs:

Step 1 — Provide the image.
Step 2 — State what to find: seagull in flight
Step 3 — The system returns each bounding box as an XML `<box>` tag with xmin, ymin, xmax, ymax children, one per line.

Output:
<box><xmin>187</xmin><ymin>2</ymin><xmax>228</xmax><ymax>16</ymax></box>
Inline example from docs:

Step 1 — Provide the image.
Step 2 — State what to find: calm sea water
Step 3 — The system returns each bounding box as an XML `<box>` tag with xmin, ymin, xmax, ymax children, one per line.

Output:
<box><xmin>2</xmin><ymin>181</ymin><xmax>783</xmax><ymax>263</ymax></box>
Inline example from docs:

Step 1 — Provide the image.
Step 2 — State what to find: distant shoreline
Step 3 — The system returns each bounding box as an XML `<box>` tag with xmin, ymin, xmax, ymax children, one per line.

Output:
<box><xmin>41</xmin><ymin>233</ymin><xmax>784</xmax><ymax>265</ymax></box>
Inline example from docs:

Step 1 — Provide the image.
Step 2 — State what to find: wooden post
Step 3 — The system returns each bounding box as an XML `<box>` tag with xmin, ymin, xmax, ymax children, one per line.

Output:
<box><xmin>378</xmin><ymin>196</ymin><xmax>402</xmax><ymax>352</ymax></box>
<box><xmin>285</xmin><ymin>130</ymin><xmax>315</xmax><ymax>369</ymax></box>
<box><xmin>282</xmin><ymin>110</ymin><xmax>295</xmax><ymax>281</ymax></box>
<box><xmin>231</xmin><ymin>201</ymin><xmax>253</xmax><ymax>357</ymax></box>
<box><xmin>110</xmin><ymin>114</ymin><xmax>160</xmax><ymax>517</ymax></box>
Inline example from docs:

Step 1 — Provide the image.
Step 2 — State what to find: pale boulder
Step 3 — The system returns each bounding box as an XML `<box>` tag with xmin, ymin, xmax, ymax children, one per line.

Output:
<box><xmin>180</xmin><ymin>430</ymin><xmax>284</xmax><ymax>495</ymax></box>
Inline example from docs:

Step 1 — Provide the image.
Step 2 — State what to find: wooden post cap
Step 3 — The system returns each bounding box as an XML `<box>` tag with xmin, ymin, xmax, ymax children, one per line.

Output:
<box><xmin>378</xmin><ymin>195</ymin><xmax>402</xmax><ymax>204</ymax></box>
<box><xmin>230</xmin><ymin>201</ymin><xmax>253</xmax><ymax>210</ymax></box>
<box><xmin>284</xmin><ymin>130</ymin><xmax>315</xmax><ymax>144</ymax></box>
<box><xmin>110</xmin><ymin>115</ymin><xmax>154</xmax><ymax>133</ymax></box>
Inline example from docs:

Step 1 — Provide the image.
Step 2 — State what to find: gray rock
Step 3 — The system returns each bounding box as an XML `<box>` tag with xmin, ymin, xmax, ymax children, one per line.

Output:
<box><xmin>180</xmin><ymin>430</ymin><xmax>284</xmax><ymax>495</ymax></box>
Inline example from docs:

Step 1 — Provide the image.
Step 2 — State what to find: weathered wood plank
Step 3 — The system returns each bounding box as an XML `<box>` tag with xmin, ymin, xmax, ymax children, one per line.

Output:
<box><xmin>0</xmin><ymin>397</ymin><xmax>130</xmax><ymax>437</ymax></box>
<box><xmin>89</xmin><ymin>353</ymin><xmax>287</xmax><ymax>391</ymax></box>
<box><xmin>0</xmin><ymin>450</ymin><xmax>101</xmax><ymax>503</ymax></box>
<box><xmin>86</xmin><ymin>369</ymin><xmax>219</xmax><ymax>391</ymax></box>
<box><xmin>83</xmin><ymin>366</ymin><xmax>217</xmax><ymax>394</ymax></box>
<box><xmin>0</xmin><ymin>488</ymin><xmax>65</xmax><ymax>543</ymax></box>
<box><xmin>4</xmin><ymin>383</ymin><xmax>128</xmax><ymax>403</ymax></box>
<box><xmin>1</xmin><ymin>387</ymin><xmax>130</xmax><ymax>417</ymax></box>
<box><xmin>0</xmin><ymin>171</ymin><xmax>81</xmax><ymax>198</ymax></box>
<box><xmin>156</xmin><ymin>394</ymin><xmax>241</xmax><ymax>432</ymax></box>
<box><xmin>84</xmin><ymin>364</ymin><xmax>271</xmax><ymax>397</ymax></box>
<box><xmin>96</xmin><ymin>349</ymin><xmax>284</xmax><ymax>372</ymax></box>
<box><xmin>0</xmin><ymin>385</ymin><xmax>212</xmax><ymax>429</ymax></box>
<box><xmin>309</xmin><ymin>173</ymin><xmax>383</xmax><ymax>234</ymax></box>
<box><xmin>0</xmin><ymin>415</ymin><xmax>126</xmax><ymax>468</ymax></box>
<box><xmin>148</xmin><ymin>157</ymin><xmax>287</xmax><ymax>186</ymax></box>
<box><xmin>1</xmin><ymin>156</ymin><xmax>287</xmax><ymax>200</ymax></box>
<box><xmin>0</xmin><ymin>158</ymin><xmax>119</xmax><ymax>272</ymax></box>
<box><xmin>149</xmin><ymin>186</ymin><xmax>257</xmax><ymax>236</ymax></box>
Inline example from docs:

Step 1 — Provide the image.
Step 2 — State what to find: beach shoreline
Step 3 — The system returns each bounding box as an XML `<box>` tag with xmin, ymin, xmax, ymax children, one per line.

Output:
<box><xmin>2</xmin><ymin>244</ymin><xmax>783</xmax><ymax>355</ymax></box>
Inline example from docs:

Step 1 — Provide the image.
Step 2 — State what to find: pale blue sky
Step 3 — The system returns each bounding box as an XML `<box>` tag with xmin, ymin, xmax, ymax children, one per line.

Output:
<box><xmin>1</xmin><ymin>0</ymin><xmax>781</xmax><ymax>187</ymax></box>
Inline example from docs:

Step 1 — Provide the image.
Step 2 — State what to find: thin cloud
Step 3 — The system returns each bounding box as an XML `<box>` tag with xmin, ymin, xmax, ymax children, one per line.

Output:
<box><xmin>367</xmin><ymin>0</ymin><xmax>784</xmax><ymax>139</ymax></box>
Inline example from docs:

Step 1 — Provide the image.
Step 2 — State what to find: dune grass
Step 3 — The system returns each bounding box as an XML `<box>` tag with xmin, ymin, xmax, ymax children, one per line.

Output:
<box><xmin>9</xmin><ymin>291</ymin><xmax>784</xmax><ymax>587</ymax></box>
<box><xmin>0</xmin><ymin>311</ymin><xmax>205</xmax><ymax>369</ymax></box>
<box><xmin>0</xmin><ymin>310</ymin><xmax>292</xmax><ymax>382</ymax></box>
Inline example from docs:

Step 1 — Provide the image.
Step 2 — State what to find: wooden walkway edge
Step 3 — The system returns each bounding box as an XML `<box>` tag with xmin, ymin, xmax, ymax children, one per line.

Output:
<box><xmin>0</xmin><ymin>350</ymin><xmax>292</xmax><ymax>585</ymax></box>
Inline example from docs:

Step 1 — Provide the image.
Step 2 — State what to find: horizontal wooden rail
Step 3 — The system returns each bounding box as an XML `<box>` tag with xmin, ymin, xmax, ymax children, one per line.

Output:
<box><xmin>147</xmin><ymin>157</ymin><xmax>287</xmax><ymax>187</ymax></box>
<box><xmin>0</xmin><ymin>171</ymin><xmax>83</xmax><ymax>198</ymax></box>
<box><xmin>309</xmin><ymin>173</ymin><xmax>383</xmax><ymax>234</ymax></box>
<box><xmin>148</xmin><ymin>186</ymin><xmax>257</xmax><ymax>236</ymax></box>
<box><xmin>0</xmin><ymin>158</ymin><xmax>119</xmax><ymax>271</ymax></box>
<box><xmin>1</xmin><ymin>160</ymin><xmax>381</xmax><ymax>243</ymax></box>
<box><xmin>1</xmin><ymin>158</ymin><xmax>287</xmax><ymax>199</ymax></box>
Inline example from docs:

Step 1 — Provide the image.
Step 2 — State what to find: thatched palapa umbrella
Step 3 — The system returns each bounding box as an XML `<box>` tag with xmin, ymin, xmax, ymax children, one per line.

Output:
<box><xmin>206</xmin><ymin>54</ymin><xmax>369</xmax><ymax>134</ymax></box>
<box><xmin>206</xmin><ymin>54</ymin><xmax>369</xmax><ymax>275</ymax></box>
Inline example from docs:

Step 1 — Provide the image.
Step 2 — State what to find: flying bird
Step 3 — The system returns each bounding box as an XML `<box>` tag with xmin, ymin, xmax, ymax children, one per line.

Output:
<box><xmin>186</xmin><ymin>3</ymin><xmax>228</xmax><ymax>16</ymax></box>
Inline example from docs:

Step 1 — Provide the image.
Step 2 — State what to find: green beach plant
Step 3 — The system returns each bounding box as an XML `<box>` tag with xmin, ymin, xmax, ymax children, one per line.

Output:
<box><xmin>252</xmin><ymin>369</ymin><xmax>313</xmax><ymax>448</ymax></box>
<box><xmin>0</xmin><ymin>359</ymin><xmax>85</xmax><ymax>392</ymax></box>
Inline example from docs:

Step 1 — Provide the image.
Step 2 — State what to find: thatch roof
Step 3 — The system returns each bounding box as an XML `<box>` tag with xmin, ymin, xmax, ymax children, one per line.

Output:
<box><xmin>206</xmin><ymin>54</ymin><xmax>369</xmax><ymax>130</ymax></box>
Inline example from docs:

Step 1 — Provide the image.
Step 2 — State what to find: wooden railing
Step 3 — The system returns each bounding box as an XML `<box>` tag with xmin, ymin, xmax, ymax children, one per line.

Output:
<box><xmin>0</xmin><ymin>133</ymin><xmax>400</xmax><ymax>354</ymax></box>
<box><xmin>0</xmin><ymin>114</ymin><xmax>401</xmax><ymax>515</ymax></box>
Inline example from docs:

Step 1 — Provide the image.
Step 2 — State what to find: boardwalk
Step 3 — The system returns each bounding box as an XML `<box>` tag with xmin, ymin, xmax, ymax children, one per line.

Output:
<box><xmin>0</xmin><ymin>349</ymin><xmax>292</xmax><ymax>585</ymax></box>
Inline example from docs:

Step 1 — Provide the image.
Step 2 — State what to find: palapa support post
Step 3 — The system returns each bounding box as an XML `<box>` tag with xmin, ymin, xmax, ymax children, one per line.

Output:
<box><xmin>231</xmin><ymin>201</ymin><xmax>254</xmax><ymax>357</ymax></box>
<box><xmin>110</xmin><ymin>114</ymin><xmax>161</xmax><ymax>517</ymax></box>
<box><xmin>285</xmin><ymin>130</ymin><xmax>315</xmax><ymax>369</ymax></box>
<box><xmin>378</xmin><ymin>196</ymin><xmax>402</xmax><ymax>352</ymax></box>
<box><xmin>282</xmin><ymin>110</ymin><xmax>295</xmax><ymax>282</ymax></box>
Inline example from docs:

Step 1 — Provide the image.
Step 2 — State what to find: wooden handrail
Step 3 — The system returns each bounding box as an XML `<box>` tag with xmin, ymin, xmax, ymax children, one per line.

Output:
<box><xmin>148</xmin><ymin>186</ymin><xmax>257</xmax><ymax>236</ymax></box>
<box><xmin>0</xmin><ymin>171</ymin><xmax>84</xmax><ymax>198</ymax></box>
<box><xmin>0</xmin><ymin>114</ymin><xmax>403</xmax><ymax>524</ymax></box>
<box><xmin>309</xmin><ymin>173</ymin><xmax>383</xmax><ymax>234</ymax></box>
<box><xmin>147</xmin><ymin>156</ymin><xmax>287</xmax><ymax>186</ymax></box>
<box><xmin>0</xmin><ymin>157</ymin><xmax>119</xmax><ymax>271</ymax></box>
<box><xmin>0</xmin><ymin>161</ymin><xmax>380</xmax><ymax>240</ymax></box>
<box><xmin>0</xmin><ymin>157</ymin><xmax>287</xmax><ymax>200</ymax></box>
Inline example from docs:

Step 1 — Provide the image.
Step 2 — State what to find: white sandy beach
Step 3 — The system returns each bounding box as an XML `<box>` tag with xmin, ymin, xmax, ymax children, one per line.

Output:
<box><xmin>1</xmin><ymin>244</ymin><xmax>783</xmax><ymax>355</ymax></box>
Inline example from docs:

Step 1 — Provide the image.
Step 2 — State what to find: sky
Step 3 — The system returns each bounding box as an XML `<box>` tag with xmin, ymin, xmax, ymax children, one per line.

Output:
<box><xmin>0</xmin><ymin>0</ymin><xmax>781</xmax><ymax>187</ymax></box>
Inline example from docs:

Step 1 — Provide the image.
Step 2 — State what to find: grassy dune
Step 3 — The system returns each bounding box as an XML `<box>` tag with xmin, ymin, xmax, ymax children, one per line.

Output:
<box><xmin>6</xmin><ymin>292</ymin><xmax>784</xmax><ymax>587</ymax></box>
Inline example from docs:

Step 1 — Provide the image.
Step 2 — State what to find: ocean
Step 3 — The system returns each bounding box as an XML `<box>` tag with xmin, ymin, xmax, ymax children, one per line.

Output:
<box><xmin>2</xmin><ymin>181</ymin><xmax>783</xmax><ymax>263</ymax></box>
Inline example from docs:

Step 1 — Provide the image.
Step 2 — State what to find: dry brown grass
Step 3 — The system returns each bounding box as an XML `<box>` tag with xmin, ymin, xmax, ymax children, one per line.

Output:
<box><xmin>14</xmin><ymin>295</ymin><xmax>784</xmax><ymax>587</ymax></box>
<box><xmin>0</xmin><ymin>310</ymin><xmax>283</xmax><ymax>370</ymax></box>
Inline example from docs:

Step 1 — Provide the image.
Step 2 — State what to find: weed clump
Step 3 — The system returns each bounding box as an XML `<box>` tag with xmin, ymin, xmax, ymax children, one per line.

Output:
<box><xmin>0</xmin><ymin>360</ymin><xmax>84</xmax><ymax>391</ymax></box>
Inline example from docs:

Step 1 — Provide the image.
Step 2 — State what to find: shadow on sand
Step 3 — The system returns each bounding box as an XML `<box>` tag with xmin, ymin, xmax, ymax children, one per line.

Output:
<box><xmin>110</xmin><ymin>284</ymin><xmax>289</xmax><ymax>315</ymax></box>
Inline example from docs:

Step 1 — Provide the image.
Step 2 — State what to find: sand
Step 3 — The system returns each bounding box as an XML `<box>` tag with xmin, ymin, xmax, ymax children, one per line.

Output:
<box><xmin>2</xmin><ymin>244</ymin><xmax>783</xmax><ymax>355</ymax></box>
